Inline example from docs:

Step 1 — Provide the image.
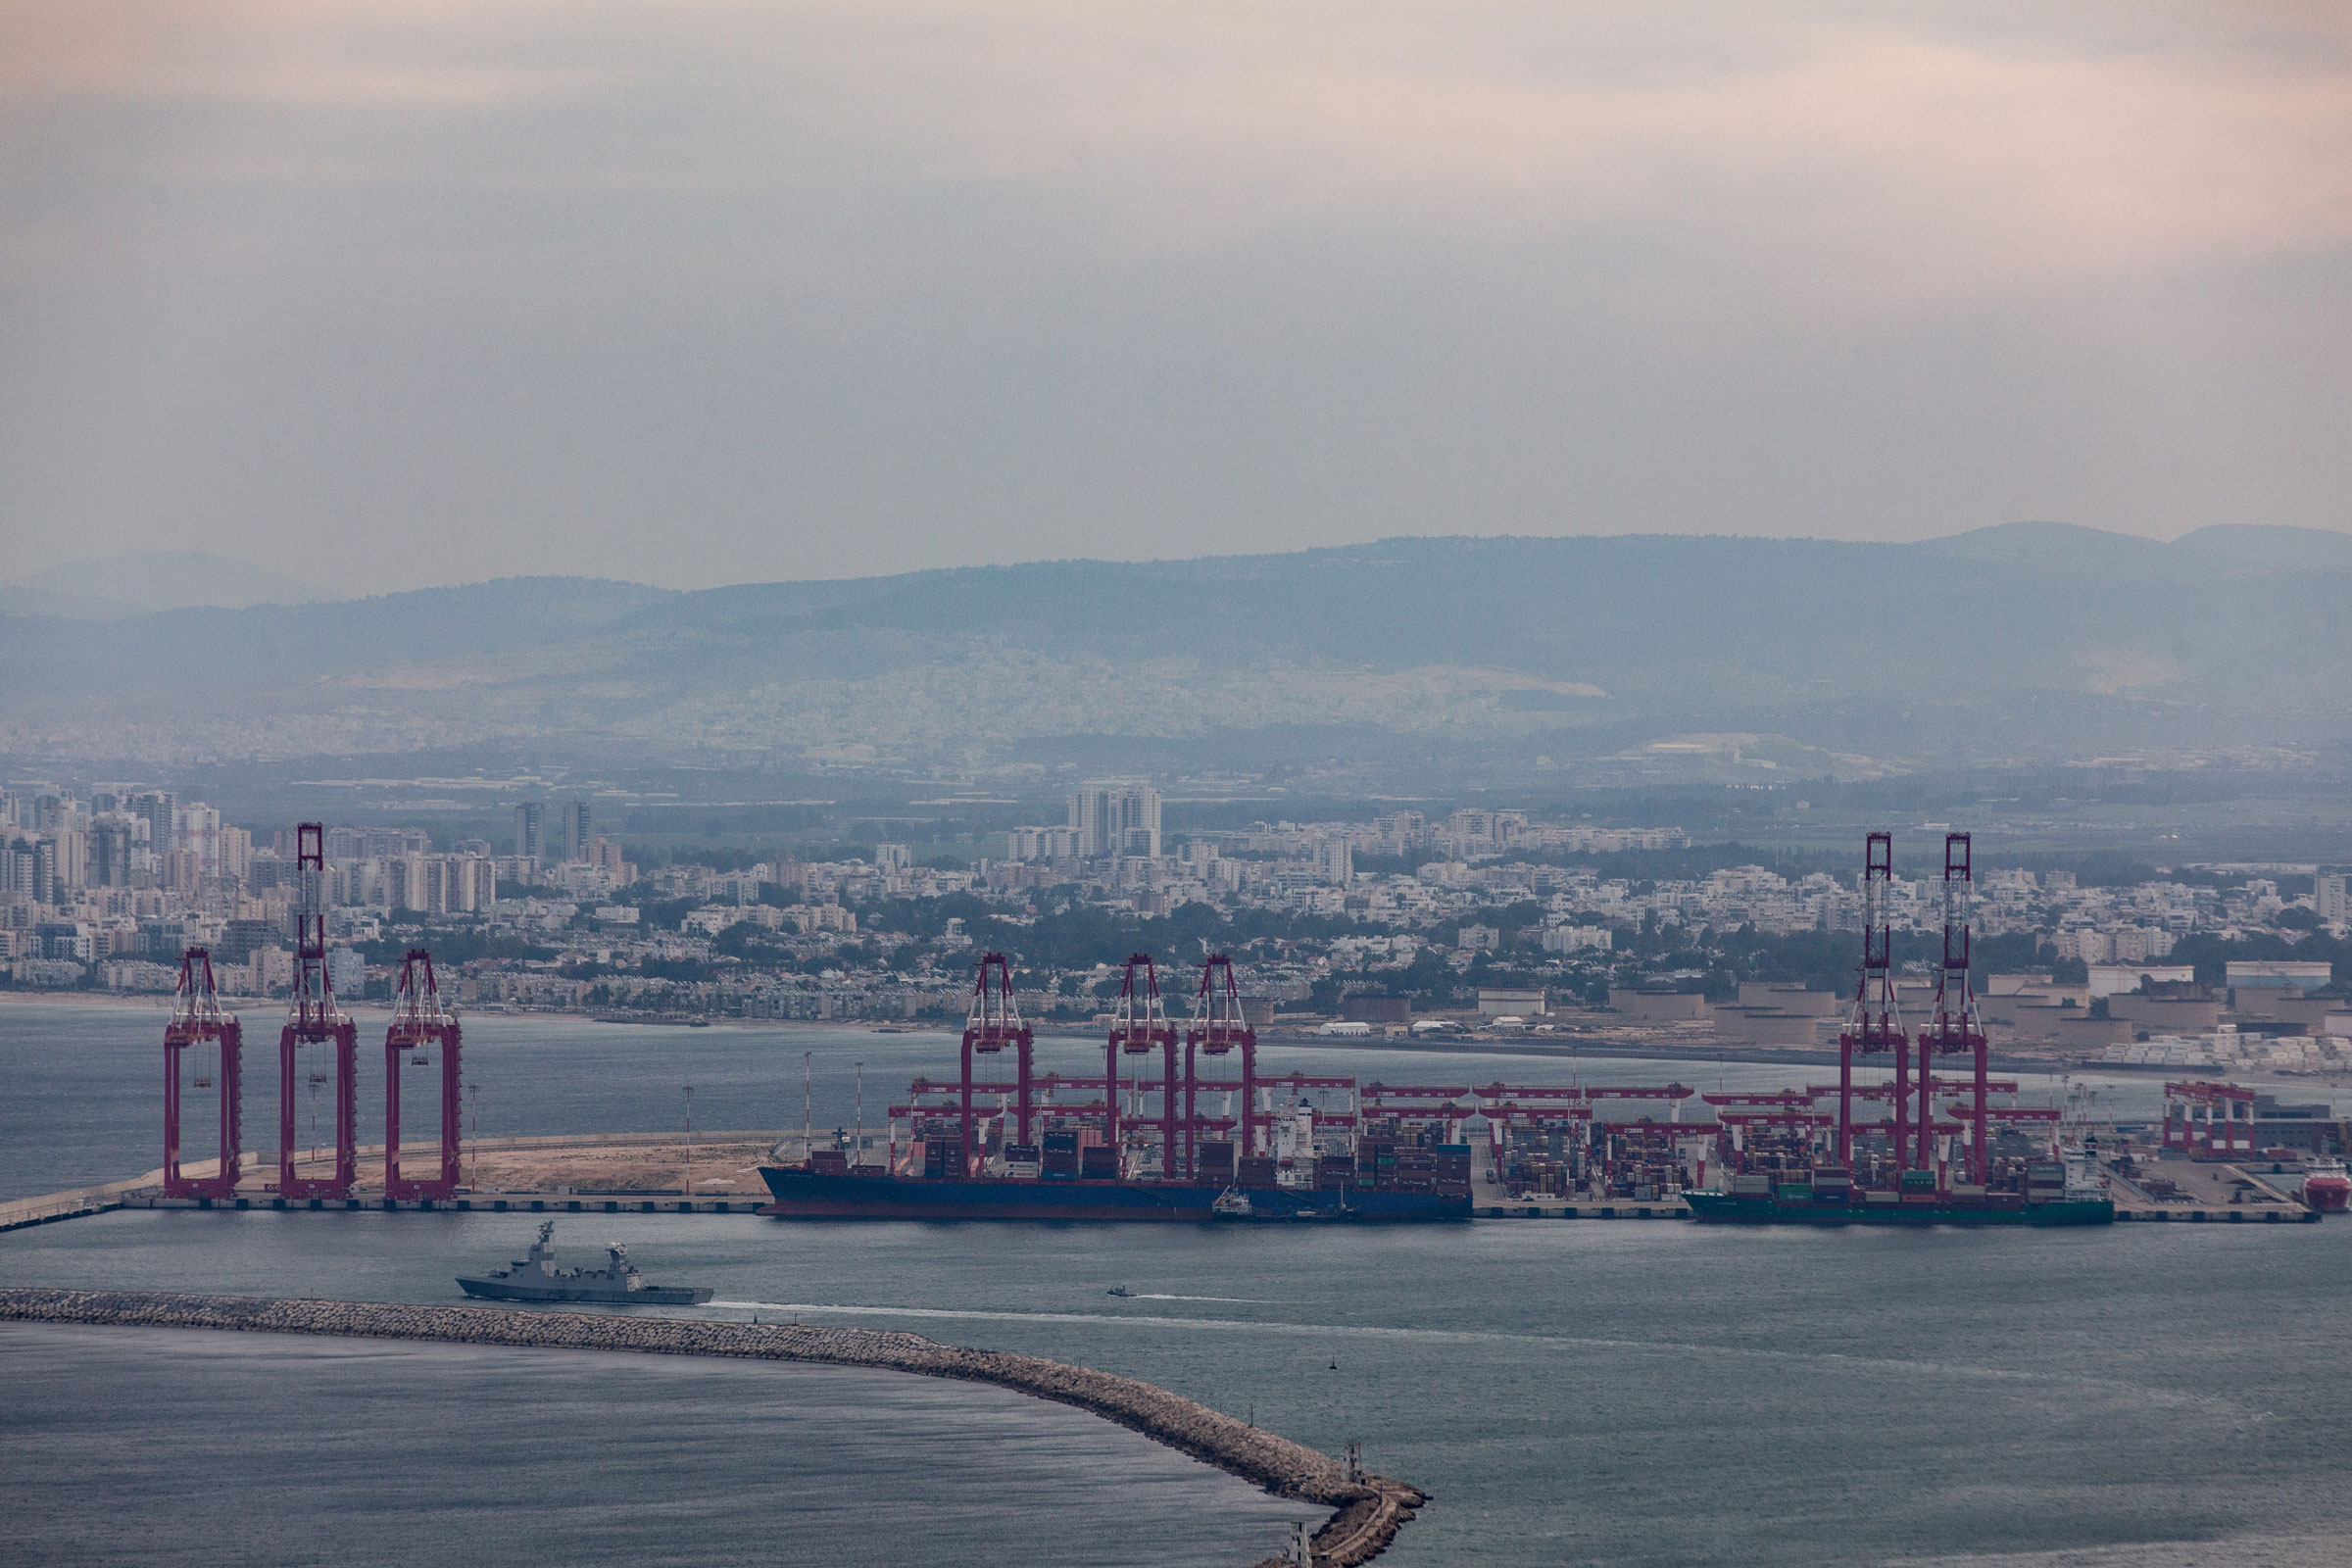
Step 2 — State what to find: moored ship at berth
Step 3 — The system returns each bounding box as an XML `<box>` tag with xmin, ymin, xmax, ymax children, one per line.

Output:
<box><xmin>1685</xmin><ymin>1186</ymin><xmax>2114</xmax><ymax>1227</ymax></box>
<box><xmin>760</xmin><ymin>951</ymin><xmax>1470</xmax><ymax>1223</ymax></box>
<box><xmin>758</xmin><ymin>1164</ymin><xmax>1465</xmax><ymax>1221</ymax></box>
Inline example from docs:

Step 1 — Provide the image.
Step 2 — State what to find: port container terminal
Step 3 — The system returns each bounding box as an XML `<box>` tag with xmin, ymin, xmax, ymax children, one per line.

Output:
<box><xmin>3</xmin><ymin>826</ymin><xmax>2338</xmax><ymax>1232</ymax></box>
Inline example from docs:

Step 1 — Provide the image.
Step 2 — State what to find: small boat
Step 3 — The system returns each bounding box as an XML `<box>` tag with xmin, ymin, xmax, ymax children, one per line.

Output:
<box><xmin>1209</xmin><ymin>1187</ymin><xmax>1354</xmax><ymax>1222</ymax></box>
<box><xmin>1105</xmin><ymin>1286</ymin><xmax>1131</xmax><ymax>1298</ymax></box>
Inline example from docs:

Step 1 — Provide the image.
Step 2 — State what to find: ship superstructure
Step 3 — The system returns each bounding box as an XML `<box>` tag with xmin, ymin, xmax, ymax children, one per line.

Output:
<box><xmin>457</xmin><ymin>1220</ymin><xmax>713</xmax><ymax>1303</ymax></box>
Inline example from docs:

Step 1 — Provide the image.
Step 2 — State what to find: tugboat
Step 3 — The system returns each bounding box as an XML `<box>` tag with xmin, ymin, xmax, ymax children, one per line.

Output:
<box><xmin>457</xmin><ymin>1221</ymin><xmax>713</xmax><ymax>1304</ymax></box>
<box><xmin>1208</xmin><ymin>1186</ymin><xmax>1354</xmax><ymax>1222</ymax></box>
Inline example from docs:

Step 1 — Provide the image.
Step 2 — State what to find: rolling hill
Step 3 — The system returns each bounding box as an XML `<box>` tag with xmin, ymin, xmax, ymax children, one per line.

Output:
<box><xmin>4</xmin><ymin>524</ymin><xmax>2345</xmax><ymax>772</ymax></box>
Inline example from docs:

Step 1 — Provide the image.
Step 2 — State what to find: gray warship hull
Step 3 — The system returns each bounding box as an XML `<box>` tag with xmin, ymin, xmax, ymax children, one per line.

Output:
<box><xmin>457</xmin><ymin>1276</ymin><xmax>712</xmax><ymax>1305</ymax></box>
<box><xmin>458</xmin><ymin>1219</ymin><xmax>712</xmax><ymax>1304</ymax></box>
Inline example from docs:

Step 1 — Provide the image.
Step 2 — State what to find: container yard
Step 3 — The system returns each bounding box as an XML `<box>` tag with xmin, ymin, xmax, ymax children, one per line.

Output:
<box><xmin>761</xmin><ymin>952</ymin><xmax>1471</xmax><ymax>1219</ymax></box>
<box><xmin>1</xmin><ymin>827</ymin><xmax>2338</xmax><ymax>1233</ymax></box>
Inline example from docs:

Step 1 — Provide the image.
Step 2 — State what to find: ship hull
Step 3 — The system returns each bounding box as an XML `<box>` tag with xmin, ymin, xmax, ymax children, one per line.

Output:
<box><xmin>758</xmin><ymin>1166</ymin><xmax>1468</xmax><ymax>1222</ymax></box>
<box><xmin>1685</xmin><ymin>1192</ymin><xmax>2114</xmax><ymax>1227</ymax></box>
<box><xmin>456</xmin><ymin>1278</ymin><xmax>714</xmax><ymax>1304</ymax></box>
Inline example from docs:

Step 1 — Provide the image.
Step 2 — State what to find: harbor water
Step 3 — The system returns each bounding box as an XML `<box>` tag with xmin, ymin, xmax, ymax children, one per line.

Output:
<box><xmin>7</xmin><ymin>1003</ymin><xmax>2352</xmax><ymax>1565</ymax></box>
<box><xmin>2</xmin><ymin>1320</ymin><xmax>1322</xmax><ymax>1567</ymax></box>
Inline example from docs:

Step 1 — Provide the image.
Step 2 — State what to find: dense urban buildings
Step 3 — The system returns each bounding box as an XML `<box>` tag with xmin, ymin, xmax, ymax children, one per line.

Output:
<box><xmin>6</xmin><ymin>778</ymin><xmax>2341</xmax><ymax>1077</ymax></box>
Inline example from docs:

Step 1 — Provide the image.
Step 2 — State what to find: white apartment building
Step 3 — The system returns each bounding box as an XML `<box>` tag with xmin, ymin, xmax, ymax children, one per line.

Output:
<box><xmin>1068</xmin><ymin>782</ymin><xmax>1160</xmax><ymax>858</ymax></box>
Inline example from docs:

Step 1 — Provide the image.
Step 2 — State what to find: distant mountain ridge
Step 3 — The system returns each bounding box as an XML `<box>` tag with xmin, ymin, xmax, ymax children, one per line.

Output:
<box><xmin>0</xmin><ymin>550</ymin><xmax>348</xmax><ymax>620</ymax></box>
<box><xmin>1920</xmin><ymin>520</ymin><xmax>2352</xmax><ymax>575</ymax></box>
<box><xmin>3</xmin><ymin>523</ymin><xmax>2346</xmax><ymax>768</ymax></box>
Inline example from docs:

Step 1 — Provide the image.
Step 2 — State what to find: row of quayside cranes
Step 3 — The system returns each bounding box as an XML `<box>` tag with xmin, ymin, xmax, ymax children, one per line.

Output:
<box><xmin>157</xmin><ymin>826</ymin><xmax>2082</xmax><ymax>1201</ymax></box>
<box><xmin>162</xmin><ymin>824</ymin><xmax>462</xmax><ymax>1202</ymax></box>
<box><xmin>898</xmin><ymin>831</ymin><xmax>2062</xmax><ymax>1196</ymax></box>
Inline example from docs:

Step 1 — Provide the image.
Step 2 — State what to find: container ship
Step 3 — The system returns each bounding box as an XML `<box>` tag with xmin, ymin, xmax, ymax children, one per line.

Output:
<box><xmin>759</xmin><ymin>953</ymin><xmax>1469</xmax><ymax>1224</ymax></box>
<box><xmin>1674</xmin><ymin>831</ymin><xmax>2112</xmax><ymax>1229</ymax></box>
<box><xmin>759</xmin><ymin>1160</ymin><xmax>1468</xmax><ymax>1222</ymax></box>
<box><xmin>1685</xmin><ymin>1161</ymin><xmax>2115</xmax><ymax>1227</ymax></box>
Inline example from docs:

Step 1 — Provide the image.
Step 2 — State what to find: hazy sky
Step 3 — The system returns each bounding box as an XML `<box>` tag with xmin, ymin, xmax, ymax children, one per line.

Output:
<box><xmin>4</xmin><ymin>2</ymin><xmax>2348</xmax><ymax>592</ymax></box>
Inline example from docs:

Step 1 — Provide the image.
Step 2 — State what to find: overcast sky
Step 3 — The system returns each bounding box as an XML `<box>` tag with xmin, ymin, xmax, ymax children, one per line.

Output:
<box><xmin>3</xmin><ymin>2</ymin><xmax>2347</xmax><ymax>592</ymax></box>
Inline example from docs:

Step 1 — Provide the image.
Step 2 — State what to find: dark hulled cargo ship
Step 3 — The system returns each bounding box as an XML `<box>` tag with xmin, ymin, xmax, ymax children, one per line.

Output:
<box><xmin>764</xmin><ymin>952</ymin><xmax>1471</xmax><ymax>1223</ymax></box>
<box><xmin>1685</xmin><ymin>1190</ymin><xmax>2114</xmax><ymax>1226</ymax></box>
<box><xmin>758</xmin><ymin>1162</ymin><xmax>1468</xmax><ymax>1222</ymax></box>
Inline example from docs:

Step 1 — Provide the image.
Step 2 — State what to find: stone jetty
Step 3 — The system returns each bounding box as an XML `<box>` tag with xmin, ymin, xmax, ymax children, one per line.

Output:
<box><xmin>0</xmin><ymin>1287</ymin><xmax>1422</xmax><ymax>1568</ymax></box>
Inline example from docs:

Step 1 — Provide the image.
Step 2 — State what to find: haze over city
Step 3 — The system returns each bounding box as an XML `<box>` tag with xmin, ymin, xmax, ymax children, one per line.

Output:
<box><xmin>6</xmin><ymin>8</ymin><xmax>2352</xmax><ymax>1568</ymax></box>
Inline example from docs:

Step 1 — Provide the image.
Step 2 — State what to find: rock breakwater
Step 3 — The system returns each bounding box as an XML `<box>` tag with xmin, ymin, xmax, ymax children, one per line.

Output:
<box><xmin>0</xmin><ymin>1288</ymin><xmax>1421</xmax><ymax>1567</ymax></box>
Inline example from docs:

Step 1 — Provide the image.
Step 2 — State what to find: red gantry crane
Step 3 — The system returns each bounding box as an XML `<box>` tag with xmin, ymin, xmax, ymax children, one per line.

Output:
<box><xmin>383</xmin><ymin>949</ymin><xmax>463</xmax><ymax>1201</ymax></box>
<box><xmin>163</xmin><ymin>947</ymin><xmax>242</xmax><ymax>1200</ymax></box>
<box><xmin>1838</xmin><ymin>831</ymin><xmax>1905</xmax><ymax>1173</ymax></box>
<box><xmin>2163</xmin><ymin>1081</ymin><xmax>2257</xmax><ymax>1158</ymax></box>
<box><xmin>278</xmin><ymin>824</ymin><xmax>358</xmax><ymax>1200</ymax></box>
<box><xmin>1918</xmin><ymin>833</ymin><xmax>1990</xmax><ymax>1186</ymax></box>
<box><xmin>959</xmin><ymin>953</ymin><xmax>1032</xmax><ymax>1177</ymax></box>
<box><xmin>1108</xmin><ymin>954</ymin><xmax>1178</xmax><ymax>1180</ymax></box>
<box><xmin>1186</xmin><ymin>954</ymin><xmax>1257</xmax><ymax>1176</ymax></box>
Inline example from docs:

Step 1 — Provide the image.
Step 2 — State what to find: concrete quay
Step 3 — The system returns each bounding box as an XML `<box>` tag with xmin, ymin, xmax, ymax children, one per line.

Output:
<box><xmin>2111</xmin><ymin>1203</ymin><xmax>2320</xmax><ymax>1224</ymax></box>
<box><xmin>0</xmin><ymin>1287</ymin><xmax>1424</xmax><ymax>1568</ymax></box>
<box><xmin>0</xmin><ymin>1129</ymin><xmax>787</xmax><ymax>1233</ymax></box>
<box><xmin>2108</xmin><ymin>1157</ymin><xmax>2325</xmax><ymax>1223</ymax></box>
<box><xmin>118</xmin><ymin>1190</ymin><xmax>766</xmax><ymax>1217</ymax></box>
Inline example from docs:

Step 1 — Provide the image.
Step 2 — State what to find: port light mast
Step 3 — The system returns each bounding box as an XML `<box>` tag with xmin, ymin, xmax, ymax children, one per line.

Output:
<box><xmin>960</xmin><ymin>953</ymin><xmax>1032</xmax><ymax>1177</ymax></box>
<box><xmin>278</xmin><ymin>823</ymin><xmax>358</xmax><ymax>1200</ymax></box>
<box><xmin>384</xmin><ymin>949</ymin><xmax>463</xmax><ymax>1201</ymax></box>
<box><xmin>163</xmin><ymin>947</ymin><xmax>242</xmax><ymax>1200</ymax></box>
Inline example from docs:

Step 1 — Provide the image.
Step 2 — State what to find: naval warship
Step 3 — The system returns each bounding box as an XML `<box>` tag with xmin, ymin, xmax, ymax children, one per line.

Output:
<box><xmin>457</xmin><ymin>1221</ymin><xmax>713</xmax><ymax>1304</ymax></box>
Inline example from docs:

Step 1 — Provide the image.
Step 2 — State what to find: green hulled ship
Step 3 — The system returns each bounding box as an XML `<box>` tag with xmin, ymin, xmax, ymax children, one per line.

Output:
<box><xmin>1686</xmin><ymin>1160</ymin><xmax>2114</xmax><ymax>1227</ymax></box>
<box><xmin>1685</xmin><ymin>1189</ymin><xmax>2114</xmax><ymax>1226</ymax></box>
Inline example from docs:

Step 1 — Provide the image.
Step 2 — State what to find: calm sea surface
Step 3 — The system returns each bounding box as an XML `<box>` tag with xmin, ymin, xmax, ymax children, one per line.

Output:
<box><xmin>1</xmin><ymin>1321</ymin><xmax>1320</xmax><ymax>1567</ymax></box>
<box><xmin>6</xmin><ymin>1002</ymin><xmax>2351</xmax><ymax>1566</ymax></box>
